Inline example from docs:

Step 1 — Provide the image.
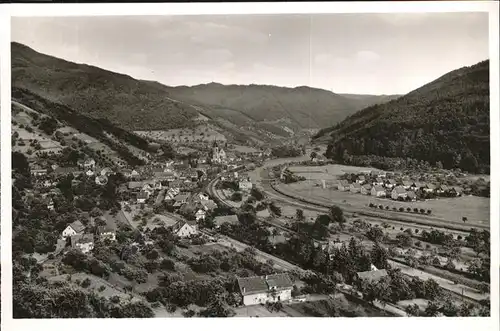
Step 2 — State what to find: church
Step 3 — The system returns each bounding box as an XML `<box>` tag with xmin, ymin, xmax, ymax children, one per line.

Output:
<box><xmin>211</xmin><ymin>140</ymin><xmax>227</xmax><ymax>164</ymax></box>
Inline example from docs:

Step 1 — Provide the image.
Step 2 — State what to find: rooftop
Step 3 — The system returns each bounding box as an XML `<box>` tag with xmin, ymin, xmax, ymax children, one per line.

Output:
<box><xmin>237</xmin><ymin>273</ymin><xmax>293</xmax><ymax>295</ymax></box>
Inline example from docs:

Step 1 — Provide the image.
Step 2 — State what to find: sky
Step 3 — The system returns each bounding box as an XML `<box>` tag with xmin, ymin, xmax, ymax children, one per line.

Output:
<box><xmin>11</xmin><ymin>13</ymin><xmax>489</xmax><ymax>95</ymax></box>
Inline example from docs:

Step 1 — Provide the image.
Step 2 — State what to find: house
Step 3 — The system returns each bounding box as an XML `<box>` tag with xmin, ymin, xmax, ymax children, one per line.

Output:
<box><xmin>350</xmin><ymin>183</ymin><xmax>362</xmax><ymax>193</ymax></box>
<box><xmin>355</xmin><ymin>269</ymin><xmax>388</xmax><ymax>285</ymax></box>
<box><xmin>237</xmin><ymin>273</ymin><xmax>293</xmax><ymax>306</ymax></box>
<box><xmin>450</xmin><ymin>186</ymin><xmax>463</xmax><ymax>196</ymax></box>
<box><xmin>391</xmin><ymin>186</ymin><xmax>408</xmax><ymax>200</ymax></box>
<box><xmin>370</xmin><ymin>170</ymin><xmax>386</xmax><ymax>178</ymax></box>
<box><xmin>356</xmin><ymin>175</ymin><xmax>366</xmax><ymax>184</ymax></box>
<box><xmin>337</xmin><ymin>180</ymin><xmax>350</xmax><ymax>191</ymax></box>
<box><xmin>95</xmin><ymin>175</ymin><xmax>108</xmax><ymax>186</ymax></box>
<box><xmin>100</xmin><ymin>167</ymin><xmax>114</xmax><ymax>177</ymax></box>
<box><xmin>437</xmin><ymin>184</ymin><xmax>450</xmax><ymax>194</ymax></box>
<box><xmin>85</xmin><ymin>169</ymin><xmax>95</xmax><ymax>177</ymax></box>
<box><xmin>402</xmin><ymin>180</ymin><xmax>413</xmax><ymax>190</ymax></box>
<box><xmin>372</xmin><ymin>177</ymin><xmax>384</xmax><ymax>186</ymax></box>
<box><xmin>30</xmin><ymin>168</ymin><xmax>48</xmax><ymax>177</ymax></box>
<box><xmin>83</xmin><ymin>158</ymin><xmax>96</xmax><ymax>169</ymax></box>
<box><xmin>360</xmin><ymin>184</ymin><xmax>372</xmax><ymax>195</ymax></box>
<box><xmin>200</xmin><ymin>199</ymin><xmax>217</xmax><ymax>211</ymax></box>
<box><xmin>174</xmin><ymin>193</ymin><xmax>190</xmax><ymax>204</ymax></box>
<box><xmin>62</xmin><ymin>220</ymin><xmax>86</xmax><ymax>239</ymax></box>
<box><xmin>411</xmin><ymin>182</ymin><xmax>424</xmax><ymax>191</ymax></box>
<box><xmin>198</xmin><ymin>193</ymin><xmax>210</xmax><ymax>201</ymax></box>
<box><xmin>70</xmin><ymin>234</ymin><xmax>95</xmax><ymax>254</ymax></box>
<box><xmin>45</xmin><ymin>197</ymin><xmax>55</xmax><ymax>211</ymax></box>
<box><xmin>239</xmin><ymin>178</ymin><xmax>253</xmax><ymax>192</ymax></box>
<box><xmin>130</xmin><ymin>169</ymin><xmax>141</xmax><ymax>179</ymax></box>
<box><xmin>195</xmin><ymin>209</ymin><xmax>206</xmax><ymax>221</ymax></box>
<box><xmin>371</xmin><ymin>185</ymin><xmax>386</xmax><ymax>197</ymax></box>
<box><xmin>423</xmin><ymin>183</ymin><xmax>436</xmax><ymax>193</ymax></box>
<box><xmin>406</xmin><ymin>191</ymin><xmax>417</xmax><ymax>201</ymax></box>
<box><xmin>213</xmin><ymin>215</ymin><xmax>239</xmax><ymax>228</ymax></box>
<box><xmin>137</xmin><ymin>191</ymin><xmax>149</xmax><ymax>204</ymax></box>
<box><xmin>385</xmin><ymin>179</ymin><xmax>397</xmax><ymax>189</ymax></box>
<box><xmin>171</xmin><ymin>220</ymin><xmax>198</xmax><ymax>238</ymax></box>
<box><xmin>96</xmin><ymin>226</ymin><xmax>116</xmax><ymax>241</ymax></box>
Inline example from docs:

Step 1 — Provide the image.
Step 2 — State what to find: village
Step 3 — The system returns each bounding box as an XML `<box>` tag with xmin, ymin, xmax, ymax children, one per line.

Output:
<box><xmin>11</xmin><ymin>122</ymin><xmax>491</xmax><ymax>319</ymax></box>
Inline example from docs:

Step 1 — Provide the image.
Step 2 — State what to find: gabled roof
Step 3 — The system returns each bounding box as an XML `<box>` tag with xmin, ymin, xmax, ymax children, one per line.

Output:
<box><xmin>372</xmin><ymin>185</ymin><xmax>385</xmax><ymax>192</ymax></box>
<box><xmin>387</xmin><ymin>179</ymin><xmax>397</xmax><ymax>184</ymax></box>
<box><xmin>68</xmin><ymin>220</ymin><xmax>85</xmax><ymax>233</ymax></box>
<box><xmin>71</xmin><ymin>234</ymin><xmax>94</xmax><ymax>247</ymax></box>
<box><xmin>128</xmin><ymin>181</ymin><xmax>143</xmax><ymax>189</ymax></box>
<box><xmin>393</xmin><ymin>186</ymin><xmax>407</xmax><ymax>194</ymax></box>
<box><xmin>97</xmin><ymin>226</ymin><xmax>115</xmax><ymax>234</ymax></box>
<box><xmin>339</xmin><ymin>180</ymin><xmax>349</xmax><ymax>186</ymax></box>
<box><xmin>356</xmin><ymin>269</ymin><xmax>388</xmax><ymax>283</ymax></box>
<box><xmin>351</xmin><ymin>183</ymin><xmax>362</xmax><ymax>189</ymax></box>
<box><xmin>200</xmin><ymin>199</ymin><xmax>217</xmax><ymax>210</ymax></box>
<box><xmin>213</xmin><ymin>215</ymin><xmax>239</xmax><ymax>227</ymax></box>
<box><xmin>237</xmin><ymin>273</ymin><xmax>293</xmax><ymax>295</ymax></box>
<box><xmin>425</xmin><ymin>183</ymin><xmax>436</xmax><ymax>189</ymax></box>
<box><xmin>407</xmin><ymin>191</ymin><xmax>417</xmax><ymax>199</ymax></box>
<box><xmin>402</xmin><ymin>180</ymin><xmax>413</xmax><ymax>186</ymax></box>
<box><xmin>362</xmin><ymin>184</ymin><xmax>372</xmax><ymax>190</ymax></box>
<box><xmin>175</xmin><ymin>193</ymin><xmax>190</xmax><ymax>201</ymax></box>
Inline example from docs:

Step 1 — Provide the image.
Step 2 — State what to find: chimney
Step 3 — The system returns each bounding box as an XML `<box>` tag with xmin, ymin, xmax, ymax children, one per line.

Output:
<box><xmin>242</xmin><ymin>287</ymin><xmax>246</xmax><ymax>293</ymax></box>
<box><xmin>265</xmin><ymin>275</ymin><xmax>268</xmax><ymax>280</ymax></box>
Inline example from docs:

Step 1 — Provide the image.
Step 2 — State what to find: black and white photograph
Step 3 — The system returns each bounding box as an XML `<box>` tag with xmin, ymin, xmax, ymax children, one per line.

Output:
<box><xmin>1</xmin><ymin>1</ymin><xmax>499</xmax><ymax>329</ymax></box>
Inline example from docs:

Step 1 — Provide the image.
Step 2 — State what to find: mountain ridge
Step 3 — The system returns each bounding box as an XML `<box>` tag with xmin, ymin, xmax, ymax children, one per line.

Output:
<box><xmin>317</xmin><ymin>59</ymin><xmax>490</xmax><ymax>174</ymax></box>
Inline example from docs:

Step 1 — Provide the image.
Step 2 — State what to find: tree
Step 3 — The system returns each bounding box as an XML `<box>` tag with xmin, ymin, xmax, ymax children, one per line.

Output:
<box><xmin>396</xmin><ymin>233</ymin><xmax>412</xmax><ymax>248</ymax></box>
<box><xmin>424</xmin><ymin>301</ymin><xmax>440</xmax><ymax>317</ymax></box>
<box><xmin>295</xmin><ymin>209</ymin><xmax>305</xmax><ymax>223</ymax></box>
<box><xmin>366</xmin><ymin>227</ymin><xmax>384</xmax><ymax>243</ymax></box>
<box><xmin>462</xmin><ymin>216</ymin><xmax>468</xmax><ymax>223</ymax></box>
<box><xmin>329</xmin><ymin>206</ymin><xmax>345</xmax><ymax>228</ymax></box>
<box><xmin>405</xmin><ymin>304</ymin><xmax>420</xmax><ymax>317</ymax></box>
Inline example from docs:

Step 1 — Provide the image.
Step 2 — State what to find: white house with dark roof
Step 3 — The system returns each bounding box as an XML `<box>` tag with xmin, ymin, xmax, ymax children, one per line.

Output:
<box><xmin>237</xmin><ymin>273</ymin><xmax>293</xmax><ymax>306</ymax></box>
<box><xmin>391</xmin><ymin>186</ymin><xmax>408</xmax><ymax>200</ymax></box>
<box><xmin>62</xmin><ymin>220</ymin><xmax>85</xmax><ymax>239</ymax></box>
<box><xmin>97</xmin><ymin>226</ymin><xmax>116</xmax><ymax>241</ymax></box>
<box><xmin>171</xmin><ymin>220</ymin><xmax>198</xmax><ymax>238</ymax></box>
<box><xmin>371</xmin><ymin>185</ymin><xmax>386</xmax><ymax>197</ymax></box>
<box><xmin>71</xmin><ymin>234</ymin><xmax>95</xmax><ymax>254</ymax></box>
<box><xmin>360</xmin><ymin>184</ymin><xmax>372</xmax><ymax>195</ymax></box>
<box><xmin>350</xmin><ymin>183</ymin><xmax>362</xmax><ymax>193</ymax></box>
<box><xmin>195</xmin><ymin>209</ymin><xmax>206</xmax><ymax>221</ymax></box>
<box><xmin>337</xmin><ymin>180</ymin><xmax>350</xmax><ymax>191</ymax></box>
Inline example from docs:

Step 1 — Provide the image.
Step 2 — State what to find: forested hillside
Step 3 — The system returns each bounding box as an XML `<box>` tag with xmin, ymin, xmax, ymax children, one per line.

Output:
<box><xmin>321</xmin><ymin>60</ymin><xmax>490</xmax><ymax>174</ymax></box>
<box><xmin>11</xmin><ymin>42</ymin><xmax>198</xmax><ymax>131</ymax></box>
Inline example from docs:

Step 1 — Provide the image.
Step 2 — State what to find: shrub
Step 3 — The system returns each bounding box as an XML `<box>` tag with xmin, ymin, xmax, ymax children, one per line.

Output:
<box><xmin>415</xmin><ymin>241</ymin><xmax>421</xmax><ymax>247</ymax></box>
<box><xmin>399</xmin><ymin>207</ymin><xmax>405</xmax><ymax>212</ymax></box>
<box><xmin>81</xmin><ymin>278</ymin><xmax>92</xmax><ymax>288</ymax></box>
<box><xmin>98</xmin><ymin>285</ymin><xmax>106</xmax><ymax>292</ymax></box>
<box><xmin>420</xmin><ymin>209</ymin><xmax>426</xmax><ymax>214</ymax></box>
<box><xmin>415</xmin><ymin>229</ymin><xmax>419</xmax><ymax>234</ymax></box>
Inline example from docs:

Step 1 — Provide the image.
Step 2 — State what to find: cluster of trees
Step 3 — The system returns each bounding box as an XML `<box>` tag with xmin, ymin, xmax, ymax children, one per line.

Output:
<box><xmin>271</xmin><ymin>145</ymin><xmax>304</xmax><ymax>158</ymax></box>
<box><xmin>405</xmin><ymin>298</ymin><xmax>489</xmax><ymax>317</ymax></box>
<box><xmin>291</xmin><ymin>207</ymin><xmax>345</xmax><ymax>240</ymax></box>
<box><xmin>368</xmin><ymin>203</ymin><xmax>432</xmax><ymax>214</ymax></box>
<box><xmin>360</xmin><ymin>269</ymin><xmax>443</xmax><ymax>306</ymax></box>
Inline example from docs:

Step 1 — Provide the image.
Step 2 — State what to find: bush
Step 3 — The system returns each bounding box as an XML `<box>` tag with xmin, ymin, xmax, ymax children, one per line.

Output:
<box><xmin>98</xmin><ymin>285</ymin><xmax>106</xmax><ymax>292</ymax></box>
<box><xmin>415</xmin><ymin>241</ymin><xmax>421</xmax><ymax>247</ymax></box>
<box><xmin>415</xmin><ymin>229</ymin><xmax>419</xmax><ymax>234</ymax></box>
<box><xmin>420</xmin><ymin>209</ymin><xmax>426</xmax><ymax>214</ymax></box>
<box><xmin>81</xmin><ymin>278</ymin><xmax>92</xmax><ymax>288</ymax></box>
<box><xmin>369</xmin><ymin>203</ymin><xmax>374</xmax><ymax>208</ymax></box>
<box><xmin>379</xmin><ymin>205</ymin><xmax>384</xmax><ymax>210</ymax></box>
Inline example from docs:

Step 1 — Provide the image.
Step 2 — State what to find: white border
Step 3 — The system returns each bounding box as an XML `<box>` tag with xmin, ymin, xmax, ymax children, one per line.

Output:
<box><xmin>0</xmin><ymin>2</ymin><xmax>499</xmax><ymax>331</ymax></box>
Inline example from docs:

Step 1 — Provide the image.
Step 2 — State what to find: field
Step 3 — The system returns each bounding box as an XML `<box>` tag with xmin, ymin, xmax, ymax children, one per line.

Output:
<box><xmin>282</xmin><ymin>181</ymin><xmax>489</xmax><ymax>225</ymax></box>
<box><xmin>288</xmin><ymin>164</ymin><xmax>380</xmax><ymax>177</ymax></box>
<box><xmin>231</xmin><ymin>145</ymin><xmax>260</xmax><ymax>153</ymax></box>
<box><xmin>135</xmin><ymin>125</ymin><xmax>226</xmax><ymax>143</ymax></box>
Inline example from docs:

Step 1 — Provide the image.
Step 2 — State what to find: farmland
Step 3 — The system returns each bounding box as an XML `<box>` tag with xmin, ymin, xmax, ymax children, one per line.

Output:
<box><xmin>135</xmin><ymin>125</ymin><xmax>226</xmax><ymax>144</ymax></box>
<box><xmin>281</xmin><ymin>181</ymin><xmax>489</xmax><ymax>226</ymax></box>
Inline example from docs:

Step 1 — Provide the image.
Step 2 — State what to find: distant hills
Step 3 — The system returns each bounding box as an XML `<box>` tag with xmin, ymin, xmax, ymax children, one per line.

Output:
<box><xmin>11</xmin><ymin>42</ymin><xmax>399</xmax><ymax>145</ymax></box>
<box><xmin>316</xmin><ymin>60</ymin><xmax>490</xmax><ymax>173</ymax></box>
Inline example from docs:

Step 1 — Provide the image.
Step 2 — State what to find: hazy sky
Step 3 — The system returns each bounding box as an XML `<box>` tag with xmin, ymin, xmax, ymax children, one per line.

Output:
<box><xmin>12</xmin><ymin>13</ymin><xmax>489</xmax><ymax>94</ymax></box>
